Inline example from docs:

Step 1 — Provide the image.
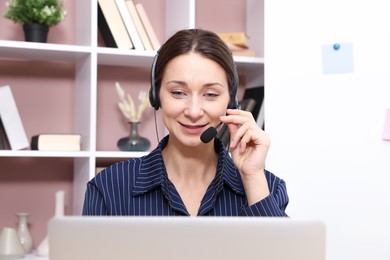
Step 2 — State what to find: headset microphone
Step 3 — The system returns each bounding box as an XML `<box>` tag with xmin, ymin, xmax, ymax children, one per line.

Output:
<box><xmin>200</xmin><ymin>122</ymin><xmax>223</xmax><ymax>143</ymax></box>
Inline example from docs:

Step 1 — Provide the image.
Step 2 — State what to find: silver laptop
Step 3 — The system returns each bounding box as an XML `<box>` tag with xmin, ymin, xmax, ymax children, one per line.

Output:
<box><xmin>48</xmin><ymin>216</ymin><xmax>326</xmax><ymax>260</ymax></box>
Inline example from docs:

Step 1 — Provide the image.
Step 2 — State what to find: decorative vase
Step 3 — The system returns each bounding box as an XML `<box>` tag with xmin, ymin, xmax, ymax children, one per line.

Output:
<box><xmin>16</xmin><ymin>212</ymin><xmax>33</xmax><ymax>254</ymax></box>
<box><xmin>117</xmin><ymin>122</ymin><xmax>151</xmax><ymax>151</ymax></box>
<box><xmin>23</xmin><ymin>23</ymin><xmax>49</xmax><ymax>43</ymax></box>
<box><xmin>0</xmin><ymin>227</ymin><xmax>25</xmax><ymax>259</ymax></box>
<box><xmin>36</xmin><ymin>190</ymin><xmax>65</xmax><ymax>257</ymax></box>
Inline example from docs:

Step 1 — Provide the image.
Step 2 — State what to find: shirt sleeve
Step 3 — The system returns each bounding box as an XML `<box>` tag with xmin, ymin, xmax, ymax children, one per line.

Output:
<box><xmin>240</xmin><ymin>171</ymin><xmax>289</xmax><ymax>217</ymax></box>
<box><xmin>82</xmin><ymin>179</ymin><xmax>108</xmax><ymax>216</ymax></box>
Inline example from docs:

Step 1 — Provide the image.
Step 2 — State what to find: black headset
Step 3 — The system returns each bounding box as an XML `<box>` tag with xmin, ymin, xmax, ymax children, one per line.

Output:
<box><xmin>149</xmin><ymin>51</ymin><xmax>240</xmax><ymax>110</ymax></box>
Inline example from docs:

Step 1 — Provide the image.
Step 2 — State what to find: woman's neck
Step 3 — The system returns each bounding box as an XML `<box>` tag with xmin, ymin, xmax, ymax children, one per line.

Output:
<box><xmin>162</xmin><ymin>138</ymin><xmax>218</xmax><ymax>182</ymax></box>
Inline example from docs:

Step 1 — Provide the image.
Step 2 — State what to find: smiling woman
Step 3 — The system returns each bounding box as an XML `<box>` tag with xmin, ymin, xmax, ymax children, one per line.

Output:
<box><xmin>158</xmin><ymin>52</ymin><xmax>230</xmax><ymax>146</ymax></box>
<box><xmin>82</xmin><ymin>28</ymin><xmax>289</xmax><ymax>217</ymax></box>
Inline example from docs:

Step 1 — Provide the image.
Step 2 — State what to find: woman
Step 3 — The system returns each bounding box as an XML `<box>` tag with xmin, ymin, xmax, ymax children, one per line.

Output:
<box><xmin>83</xmin><ymin>28</ymin><xmax>288</xmax><ymax>216</ymax></box>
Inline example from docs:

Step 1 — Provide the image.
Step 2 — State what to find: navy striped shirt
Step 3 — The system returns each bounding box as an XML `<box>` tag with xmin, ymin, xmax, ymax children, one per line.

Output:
<box><xmin>82</xmin><ymin>136</ymin><xmax>288</xmax><ymax>216</ymax></box>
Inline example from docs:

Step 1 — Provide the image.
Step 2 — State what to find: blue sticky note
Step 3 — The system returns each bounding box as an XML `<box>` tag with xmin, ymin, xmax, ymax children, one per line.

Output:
<box><xmin>322</xmin><ymin>42</ymin><xmax>354</xmax><ymax>74</ymax></box>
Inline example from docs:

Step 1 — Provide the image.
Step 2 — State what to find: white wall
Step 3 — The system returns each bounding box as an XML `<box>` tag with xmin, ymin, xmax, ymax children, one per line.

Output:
<box><xmin>265</xmin><ymin>1</ymin><xmax>390</xmax><ymax>259</ymax></box>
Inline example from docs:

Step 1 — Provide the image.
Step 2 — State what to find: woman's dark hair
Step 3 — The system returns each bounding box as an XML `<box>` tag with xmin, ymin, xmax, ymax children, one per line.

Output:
<box><xmin>151</xmin><ymin>28</ymin><xmax>237</xmax><ymax>108</ymax></box>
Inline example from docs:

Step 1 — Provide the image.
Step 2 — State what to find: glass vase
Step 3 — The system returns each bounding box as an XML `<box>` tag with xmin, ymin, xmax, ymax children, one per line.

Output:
<box><xmin>16</xmin><ymin>212</ymin><xmax>33</xmax><ymax>254</ymax></box>
<box><xmin>117</xmin><ymin>122</ymin><xmax>151</xmax><ymax>151</ymax></box>
<box><xmin>36</xmin><ymin>190</ymin><xmax>65</xmax><ymax>257</ymax></box>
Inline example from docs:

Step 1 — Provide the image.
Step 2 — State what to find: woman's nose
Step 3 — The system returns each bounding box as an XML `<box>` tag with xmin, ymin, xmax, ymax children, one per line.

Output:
<box><xmin>184</xmin><ymin>97</ymin><xmax>204</xmax><ymax>118</ymax></box>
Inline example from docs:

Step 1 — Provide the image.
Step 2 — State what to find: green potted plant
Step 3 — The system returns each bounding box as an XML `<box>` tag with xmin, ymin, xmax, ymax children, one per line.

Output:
<box><xmin>4</xmin><ymin>0</ymin><xmax>67</xmax><ymax>43</ymax></box>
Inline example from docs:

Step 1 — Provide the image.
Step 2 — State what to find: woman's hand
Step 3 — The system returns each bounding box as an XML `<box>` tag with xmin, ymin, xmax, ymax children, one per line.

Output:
<box><xmin>220</xmin><ymin>109</ymin><xmax>270</xmax><ymax>205</ymax></box>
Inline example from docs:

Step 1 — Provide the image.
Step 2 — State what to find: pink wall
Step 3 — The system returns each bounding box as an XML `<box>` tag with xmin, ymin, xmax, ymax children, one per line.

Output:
<box><xmin>196</xmin><ymin>0</ymin><xmax>246</xmax><ymax>33</ymax></box>
<box><xmin>0</xmin><ymin>0</ymin><xmax>248</xmax><ymax>248</ymax></box>
<box><xmin>0</xmin><ymin>157</ymin><xmax>73</xmax><ymax>249</ymax></box>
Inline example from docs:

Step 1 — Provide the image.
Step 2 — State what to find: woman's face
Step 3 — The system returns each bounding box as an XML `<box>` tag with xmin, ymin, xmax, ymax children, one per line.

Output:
<box><xmin>159</xmin><ymin>52</ymin><xmax>230</xmax><ymax>147</ymax></box>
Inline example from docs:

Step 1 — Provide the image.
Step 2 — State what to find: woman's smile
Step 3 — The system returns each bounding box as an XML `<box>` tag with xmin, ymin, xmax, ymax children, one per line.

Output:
<box><xmin>179</xmin><ymin>122</ymin><xmax>208</xmax><ymax>134</ymax></box>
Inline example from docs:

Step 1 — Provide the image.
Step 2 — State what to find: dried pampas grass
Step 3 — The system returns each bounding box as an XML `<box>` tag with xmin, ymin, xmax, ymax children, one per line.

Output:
<box><xmin>115</xmin><ymin>82</ymin><xmax>150</xmax><ymax>122</ymax></box>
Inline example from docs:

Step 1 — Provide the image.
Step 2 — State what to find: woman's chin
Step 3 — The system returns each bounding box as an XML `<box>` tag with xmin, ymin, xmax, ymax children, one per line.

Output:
<box><xmin>175</xmin><ymin>134</ymin><xmax>207</xmax><ymax>147</ymax></box>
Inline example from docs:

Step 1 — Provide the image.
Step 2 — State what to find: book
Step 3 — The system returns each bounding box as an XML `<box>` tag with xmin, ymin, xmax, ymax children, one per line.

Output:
<box><xmin>125</xmin><ymin>0</ymin><xmax>153</xmax><ymax>51</ymax></box>
<box><xmin>135</xmin><ymin>2</ymin><xmax>161</xmax><ymax>51</ymax></box>
<box><xmin>115</xmin><ymin>0</ymin><xmax>145</xmax><ymax>51</ymax></box>
<box><xmin>31</xmin><ymin>134</ymin><xmax>81</xmax><ymax>151</ymax></box>
<box><xmin>98</xmin><ymin>0</ymin><xmax>133</xmax><ymax>49</ymax></box>
<box><xmin>243</xmin><ymin>86</ymin><xmax>264</xmax><ymax>129</ymax></box>
<box><xmin>96</xmin><ymin>167</ymin><xmax>106</xmax><ymax>175</ymax></box>
<box><xmin>218</xmin><ymin>32</ymin><xmax>249</xmax><ymax>48</ymax></box>
<box><xmin>226</xmin><ymin>43</ymin><xmax>256</xmax><ymax>57</ymax></box>
<box><xmin>232</xmin><ymin>49</ymin><xmax>256</xmax><ymax>57</ymax></box>
<box><xmin>0</xmin><ymin>85</ymin><xmax>29</xmax><ymax>150</ymax></box>
<box><xmin>0</xmin><ymin>118</ymin><xmax>10</xmax><ymax>150</ymax></box>
<box><xmin>239</xmin><ymin>98</ymin><xmax>257</xmax><ymax>113</ymax></box>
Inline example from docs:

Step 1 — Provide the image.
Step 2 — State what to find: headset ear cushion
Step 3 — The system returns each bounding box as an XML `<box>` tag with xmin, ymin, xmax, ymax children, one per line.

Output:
<box><xmin>150</xmin><ymin>52</ymin><xmax>160</xmax><ymax>110</ymax></box>
<box><xmin>149</xmin><ymin>87</ymin><xmax>158</xmax><ymax>110</ymax></box>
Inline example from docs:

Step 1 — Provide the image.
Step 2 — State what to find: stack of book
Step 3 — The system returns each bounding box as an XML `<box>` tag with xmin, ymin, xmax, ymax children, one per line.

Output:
<box><xmin>218</xmin><ymin>32</ymin><xmax>256</xmax><ymax>57</ymax></box>
<box><xmin>98</xmin><ymin>0</ymin><xmax>161</xmax><ymax>51</ymax></box>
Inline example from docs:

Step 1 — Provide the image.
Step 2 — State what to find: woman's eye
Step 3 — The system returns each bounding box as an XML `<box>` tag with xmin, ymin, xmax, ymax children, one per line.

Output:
<box><xmin>204</xmin><ymin>93</ymin><xmax>219</xmax><ymax>98</ymax></box>
<box><xmin>171</xmin><ymin>91</ymin><xmax>185</xmax><ymax>97</ymax></box>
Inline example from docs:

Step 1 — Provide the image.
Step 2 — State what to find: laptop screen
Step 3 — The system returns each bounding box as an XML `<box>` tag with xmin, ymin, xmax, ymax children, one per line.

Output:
<box><xmin>48</xmin><ymin>216</ymin><xmax>325</xmax><ymax>260</ymax></box>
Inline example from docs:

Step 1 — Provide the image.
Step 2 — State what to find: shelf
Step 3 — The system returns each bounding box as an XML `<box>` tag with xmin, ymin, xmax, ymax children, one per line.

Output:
<box><xmin>235</xmin><ymin>56</ymin><xmax>264</xmax><ymax>71</ymax></box>
<box><xmin>94</xmin><ymin>151</ymin><xmax>149</xmax><ymax>158</ymax></box>
<box><xmin>97</xmin><ymin>47</ymin><xmax>156</xmax><ymax>67</ymax></box>
<box><xmin>0</xmin><ymin>40</ymin><xmax>90</xmax><ymax>63</ymax></box>
<box><xmin>0</xmin><ymin>150</ymin><xmax>90</xmax><ymax>158</ymax></box>
<box><xmin>0</xmin><ymin>150</ymin><xmax>149</xmax><ymax>159</ymax></box>
<box><xmin>96</xmin><ymin>49</ymin><xmax>264</xmax><ymax>71</ymax></box>
<box><xmin>0</xmin><ymin>41</ymin><xmax>264</xmax><ymax>70</ymax></box>
<box><xmin>234</xmin><ymin>56</ymin><xmax>264</xmax><ymax>64</ymax></box>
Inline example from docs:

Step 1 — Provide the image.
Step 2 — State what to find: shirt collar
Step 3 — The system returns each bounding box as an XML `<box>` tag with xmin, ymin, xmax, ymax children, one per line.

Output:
<box><xmin>132</xmin><ymin>135</ymin><xmax>245</xmax><ymax>196</ymax></box>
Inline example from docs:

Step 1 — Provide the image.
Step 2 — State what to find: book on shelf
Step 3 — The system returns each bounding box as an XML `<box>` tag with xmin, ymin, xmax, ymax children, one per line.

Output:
<box><xmin>96</xmin><ymin>167</ymin><xmax>107</xmax><ymax>175</ymax></box>
<box><xmin>231</xmin><ymin>48</ymin><xmax>256</xmax><ymax>57</ymax></box>
<box><xmin>239</xmin><ymin>98</ymin><xmax>257</xmax><ymax>114</ymax></box>
<box><xmin>135</xmin><ymin>2</ymin><xmax>161</xmax><ymax>51</ymax></box>
<box><xmin>114</xmin><ymin>0</ymin><xmax>144</xmax><ymax>51</ymax></box>
<box><xmin>31</xmin><ymin>134</ymin><xmax>81</xmax><ymax>151</ymax></box>
<box><xmin>243</xmin><ymin>86</ymin><xmax>264</xmax><ymax>129</ymax></box>
<box><xmin>218</xmin><ymin>32</ymin><xmax>249</xmax><ymax>48</ymax></box>
<box><xmin>0</xmin><ymin>85</ymin><xmax>29</xmax><ymax>150</ymax></box>
<box><xmin>226</xmin><ymin>43</ymin><xmax>256</xmax><ymax>57</ymax></box>
<box><xmin>125</xmin><ymin>0</ymin><xmax>153</xmax><ymax>51</ymax></box>
<box><xmin>98</xmin><ymin>0</ymin><xmax>133</xmax><ymax>49</ymax></box>
<box><xmin>0</xmin><ymin>118</ymin><xmax>10</xmax><ymax>150</ymax></box>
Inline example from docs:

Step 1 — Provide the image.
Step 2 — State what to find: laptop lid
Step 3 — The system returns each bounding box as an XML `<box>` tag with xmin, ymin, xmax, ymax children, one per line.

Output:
<box><xmin>48</xmin><ymin>216</ymin><xmax>326</xmax><ymax>260</ymax></box>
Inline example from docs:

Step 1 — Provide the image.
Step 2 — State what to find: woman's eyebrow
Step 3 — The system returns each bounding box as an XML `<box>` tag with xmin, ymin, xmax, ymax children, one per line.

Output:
<box><xmin>166</xmin><ymin>80</ymin><xmax>187</xmax><ymax>86</ymax></box>
<box><xmin>166</xmin><ymin>80</ymin><xmax>226</xmax><ymax>89</ymax></box>
<box><xmin>204</xmin><ymin>82</ymin><xmax>227</xmax><ymax>88</ymax></box>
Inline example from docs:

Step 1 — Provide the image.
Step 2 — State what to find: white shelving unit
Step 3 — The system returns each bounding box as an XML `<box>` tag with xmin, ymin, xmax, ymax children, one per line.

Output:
<box><xmin>0</xmin><ymin>0</ymin><xmax>264</xmax><ymax>215</ymax></box>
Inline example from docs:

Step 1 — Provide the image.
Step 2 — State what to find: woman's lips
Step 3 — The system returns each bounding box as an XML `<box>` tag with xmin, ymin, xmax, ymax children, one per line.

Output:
<box><xmin>180</xmin><ymin>123</ymin><xmax>207</xmax><ymax>134</ymax></box>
